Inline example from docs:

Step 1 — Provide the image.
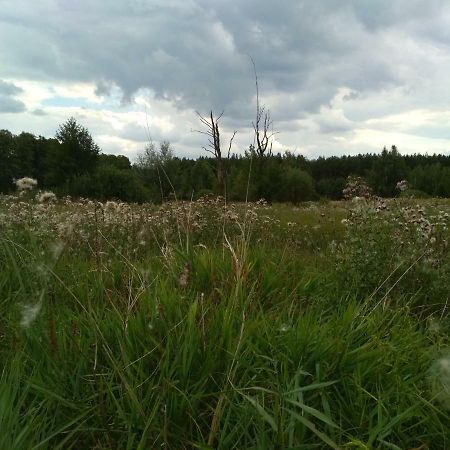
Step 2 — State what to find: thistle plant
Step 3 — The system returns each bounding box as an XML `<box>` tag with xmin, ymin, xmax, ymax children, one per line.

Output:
<box><xmin>1</xmin><ymin>194</ymin><xmax>450</xmax><ymax>448</ymax></box>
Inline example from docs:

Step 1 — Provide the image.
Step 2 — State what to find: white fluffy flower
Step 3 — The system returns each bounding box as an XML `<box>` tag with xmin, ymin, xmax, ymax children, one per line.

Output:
<box><xmin>15</xmin><ymin>177</ymin><xmax>38</xmax><ymax>191</ymax></box>
<box><xmin>36</xmin><ymin>191</ymin><xmax>57</xmax><ymax>203</ymax></box>
<box><xmin>396</xmin><ymin>180</ymin><xmax>409</xmax><ymax>191</ymax></box>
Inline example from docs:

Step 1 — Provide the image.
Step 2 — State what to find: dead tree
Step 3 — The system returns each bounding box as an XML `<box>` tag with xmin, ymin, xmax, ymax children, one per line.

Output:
<box><xmin>253</xmin><ymin>106</ymin><xmax>275</xmax><ymax>157</ymax></box>
<box><xmin>196</xmin><ymin>110</ymin><xmax>237</xmax><ymax>198</ymax></box>
<box><xmin>250</xmin><ymin>57</ymin><xmax>277</xmax><ymax>158</ymax></box>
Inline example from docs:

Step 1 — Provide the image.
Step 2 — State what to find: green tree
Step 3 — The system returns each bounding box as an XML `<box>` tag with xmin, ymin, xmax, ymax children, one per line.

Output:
<box><xmin>68</xmin><ymin>165</ymin><xmax>149</xmax><ymax>203</ymax></box>
<box><xmin>136</xmin><ymin>140</ymin><xmax>174</xmax><ymax>168</ymax></box>
<box><xmin>47</xmin><ymin>117</ymin><xmax>100</xmax><ymax>186</ymax></box>
<box><xmin>98</xmin><ymin>154</ymin><xmax>131</xmax><ymax>171</ymax></box>
<box><xmin>316</xmin><ymin>177</ymin><xmax>346</xmax><ymax>199</ymax></box>
<box><xmin>280</xmin><ymin>167</ymin><xmax>316</xmax><ymax>203</ymax></box>
<box><xmin>136</xmin><ymin>140</ymin><xmax>176</xmax><ymax>201</ymax></box>
<box><xmin>369</xmin><ymin>146</ymin><xmax>407</xmax><ymax>197</ymax></box>
<box><xmin>0</xmin><ymin>130</ymin><xmax>15</xmax><ymax>192</ymax></box>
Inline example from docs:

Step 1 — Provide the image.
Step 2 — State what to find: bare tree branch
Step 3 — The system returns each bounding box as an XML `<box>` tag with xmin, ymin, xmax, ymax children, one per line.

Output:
<box><xmin>227</xmin><ymin>130</ymin><xmax>237</xmax><ymax>160</ymax></box>
<box><xmin>195</xmin><ymin>110</ymin><xmax>237</xmax><ymax>200</ymax></box>
<box><xmin>249</xmin><ymin>56</ymin><xmax>276</xmax><ymax>158</ymax></box>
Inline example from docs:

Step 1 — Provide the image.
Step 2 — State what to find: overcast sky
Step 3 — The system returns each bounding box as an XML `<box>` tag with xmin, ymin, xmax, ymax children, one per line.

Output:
<box><xmin>2</xmin><ymin>0</ymin><xmax>450</xmax><ymax>161</ymax></box>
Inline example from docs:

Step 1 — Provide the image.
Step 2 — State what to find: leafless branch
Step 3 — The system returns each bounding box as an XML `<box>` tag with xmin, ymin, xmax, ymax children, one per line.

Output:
<box><xmin>249</xmin><ymin>56</ymin><xmax>276</xmax><ymax>158</ymax></box>
<box><xmin>196</xmin><ymin>110</ymin><xmax>237</xmax><ymax>199</ymax></box>
<box><xmin>227</xmin><ymin>130</ymin><xmax>237</xmax><ymax>159</ymax></box>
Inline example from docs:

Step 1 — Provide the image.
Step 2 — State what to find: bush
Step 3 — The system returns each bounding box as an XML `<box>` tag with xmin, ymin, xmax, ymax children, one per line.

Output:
<box><xmin>66</xmin><ymin>165</ymin><xmax>150</xmax><ymax>202</ymax></box>
<box><xmin>333</xmin><ymin>198</ymin><xmax>450</xmax><ymax>313</ymax></box>
<box><xmin>280</xmin><ymin>168</ymin><xmax>317</xmax><ymax>203</ymax></box>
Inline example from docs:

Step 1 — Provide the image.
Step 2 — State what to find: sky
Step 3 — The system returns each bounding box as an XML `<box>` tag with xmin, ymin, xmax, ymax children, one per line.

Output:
<box><xmin>2</xmin><ymin>0</ymin><xmax>450</xmax><ymax>161</ymax></box>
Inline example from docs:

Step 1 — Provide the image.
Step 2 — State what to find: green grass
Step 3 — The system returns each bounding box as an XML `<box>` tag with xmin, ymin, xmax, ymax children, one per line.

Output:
<box><xmin>1</xmin><ymin>195</ymin><xmax>450</xmax><ymax>449</ymax></box>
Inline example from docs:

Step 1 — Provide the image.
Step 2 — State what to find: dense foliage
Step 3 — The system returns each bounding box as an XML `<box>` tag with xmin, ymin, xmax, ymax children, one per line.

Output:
<box><xmin>1</xmin><ymin>194</ymin><xmax>450</xmax><ymax>448</ymax></box>
<box><xmin>1</xmin><ymin>120</ymin><xmax>450</xmax><ymax>202</ymax></box>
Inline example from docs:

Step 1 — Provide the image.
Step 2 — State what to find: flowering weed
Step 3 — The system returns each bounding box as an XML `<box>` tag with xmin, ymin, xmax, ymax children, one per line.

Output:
<box><xmin>0</xmin><ymin>194</ymin><xmax>449</xmax><ymax>448</ymax></box>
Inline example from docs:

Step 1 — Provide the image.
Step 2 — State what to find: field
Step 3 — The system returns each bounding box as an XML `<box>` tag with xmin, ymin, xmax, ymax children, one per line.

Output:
<box><xmin>1</xmin><ymin>193</ymin><xmax>450</xmax><ymax>449</ymax></box>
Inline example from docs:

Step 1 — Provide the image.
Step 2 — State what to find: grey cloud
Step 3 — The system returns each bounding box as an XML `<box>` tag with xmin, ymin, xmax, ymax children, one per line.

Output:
<box><xmin>2</xmin><ymin>1</ymin><xmax>450</xmax><ymax>157</ymax></box>
<box><xmin>0</xmin><ymin>80</ymin><xmax>25</xmax><ymax>113</ymax></box>
<box><xmin>32</xmin><ymin>108</ymin><xmax>47</xmax><ymax>116</ymax></box>
<box><xmin>3</xmin><ymin>0</ymin><xmax>443</xmax><ymax>115</ymax></box>
<box><xmin>94</xmin><ymin>80</ymin><xmax>114</xmax><ymax>98</ymax></box>
<box><xmin>0</xmin><ymin>96</ymin><xmax>26</xmax><ymax>113</ymax></box>
<box><xmin>318</xmin><ymin>121</ymin><xmax>354</xmax><ymax>135</ymax></box>
<box><xmin>343</xmin><ymin>91</ymin><xmax>360</xmax><ymax>102</ymax></box>
<box><xmin>0</xmin><ymin>80</ymin><xmax>23</xmax><ymax>96</ymax></box>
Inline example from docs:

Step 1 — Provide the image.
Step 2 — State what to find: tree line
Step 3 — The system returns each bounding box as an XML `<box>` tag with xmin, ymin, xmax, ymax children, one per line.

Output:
<box><xmin>1</xmin><ymin>118</ymin><xmax>450</xmax><ymax>203</ymax></box>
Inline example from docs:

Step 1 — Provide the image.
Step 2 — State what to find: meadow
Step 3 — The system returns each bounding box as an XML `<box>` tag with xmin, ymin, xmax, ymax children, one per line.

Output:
<box><xmin>1</xmin><ymin>190</ymin><xmax>450</xmax><ymax>449</ymax></box>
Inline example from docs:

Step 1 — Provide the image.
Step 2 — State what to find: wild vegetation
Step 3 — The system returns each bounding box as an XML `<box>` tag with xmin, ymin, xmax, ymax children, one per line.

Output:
<box><xmin>1</xmin><ymin>176</ymin><xmax>450</xmax><ymax>448</ymax></box>
<box><xmin>2</xmin><ymin>116</ymin><xmax>450</xmax><ymax>448</ymax></box>
<box><xmin>2</xmin><ymin>119</ymin><xmax>450</xmax><ymax>204</ymax></box>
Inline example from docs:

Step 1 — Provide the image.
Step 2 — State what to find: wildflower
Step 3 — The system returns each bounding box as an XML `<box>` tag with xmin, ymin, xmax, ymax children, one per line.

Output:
<box><xmin>105</xmin><ymin>200</ymin><xmax>118</xmax><ymax>211</ymax></box>
<box><xmin>396</xmin><ymin>180</ymin><xmax>409</xmax><ymax>192</ymax></box>
<box><xmin>15</xmin><ymin>177</ymin><xmax>38</xmax><ymax>191</ymax></box>
<box><xmin>343</xmin><ymin>176</ymin><xmax>372</xmax><ymax>199</ymax></box>
<box><xmin>56</xmin><ymin>221</ymin><xmax>74</xmax><ymax>237</ymax></box>
<box><xmin>36</xmin><ymin>191</ymin><xmax>57</xmax><ymax>203</ymax></box>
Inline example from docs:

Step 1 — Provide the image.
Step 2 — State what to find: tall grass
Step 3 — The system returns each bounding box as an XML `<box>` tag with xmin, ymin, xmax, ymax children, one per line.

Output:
<box><xmin>1</xmin><ymin>195</ymin><xmax>450</xmax><ymax>448</ymax></box>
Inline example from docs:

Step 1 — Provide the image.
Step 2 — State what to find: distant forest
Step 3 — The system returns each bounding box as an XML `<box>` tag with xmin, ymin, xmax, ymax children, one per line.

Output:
<box><xmin>2</xmin><ymin>118</ymin><xmax>450</xmax><ymax>203</ymax></box>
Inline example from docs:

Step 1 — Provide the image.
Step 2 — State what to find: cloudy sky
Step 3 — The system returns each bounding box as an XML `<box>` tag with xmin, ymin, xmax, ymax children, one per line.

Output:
<box><xmin>2</xmin><ymin>0</ymin><xmax>450</xmax><ymax>161</ymax></box>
